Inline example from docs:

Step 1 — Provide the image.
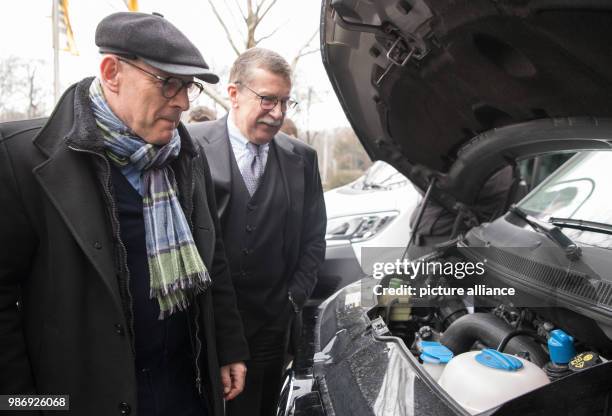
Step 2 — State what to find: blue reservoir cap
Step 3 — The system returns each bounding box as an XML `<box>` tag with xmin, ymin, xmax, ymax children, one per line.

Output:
<box><xmin>548</xmin><ymin>329</ymin><xmax>575</xmax><ymax>365</ymax></box>
<box><xmin>476</xmin><ymin>349</ymin><xmax>523</xmax><ymax>371</ymax></box>
<box><xmin>420</xmin><ymin>341</ymin><xmax>454</xmax><ymax>364</ymax></box>
<box><xmin>419</xmin><ymin>341</ymin><xmax>440</xmax><ymax>350</ymax></box>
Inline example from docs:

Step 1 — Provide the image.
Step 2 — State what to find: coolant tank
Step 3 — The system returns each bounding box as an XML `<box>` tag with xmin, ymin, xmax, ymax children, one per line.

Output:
<box><xmin>438</xmin><ymin>349</ymin><xmax>550</xmax><ymax>415</ymax></box>
<box><xmin>419</xmin><ymin>341</ymin><xmax>453</xmax><ymax>381</ymax></box>
<box><xmin>548</xmin><ymin>329</ymin><xmax>575</xmax><ymax>365</ymax></box>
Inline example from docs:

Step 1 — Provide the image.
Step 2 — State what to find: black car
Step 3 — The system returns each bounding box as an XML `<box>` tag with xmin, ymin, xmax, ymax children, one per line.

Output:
<box><xmin>279</xmin><ymin>1</ymin><xmax>612</xmax><ymax>415</ymax></box>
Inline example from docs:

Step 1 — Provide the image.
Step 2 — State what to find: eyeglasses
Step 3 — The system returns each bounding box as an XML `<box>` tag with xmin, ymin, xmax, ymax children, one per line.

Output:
<box><xmin>235</xmin><ymin>81</ymin><xmax>297</xmax><ymax>111</ymax></box>
<box><xmin>118</xmin><ymin>58</ymin><xmax>204</xmax><ymax>102</ymax></box>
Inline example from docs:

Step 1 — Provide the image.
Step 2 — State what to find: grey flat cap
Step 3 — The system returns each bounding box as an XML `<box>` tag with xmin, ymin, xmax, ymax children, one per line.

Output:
<box><xmin>95</xmin><ymin>12</ymin><xmax>219</xmax><ymax>84</ymax></box>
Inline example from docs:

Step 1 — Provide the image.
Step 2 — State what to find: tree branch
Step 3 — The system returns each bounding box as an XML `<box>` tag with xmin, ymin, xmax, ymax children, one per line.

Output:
<box><xmin>201</xmin><ymin>84</ymin><xmax>231</xmax><ymax>111</ymax></box>
<box><xmin>258</xmin><ymin>0</ymin><xmax>278</xmax><ymax>23</ymax></box>
<box><xmin>296</xmin><ymin>48</ymin><xmax>319</xmax><ymax>59</ymax></box>
<box><xmin>224</xmin><ymin>1</ymin><xmax>246</xmax><ymax>39</ymax></box>
<box><xmin>291</xmin><ymin>29</ymin><xmax>320</xmax><ymax>71</ymax></box>
<box><xmin>245</xmin><ymin>0</ymin><xmax>257</xmax><ymax>49</ymax></box>
<box><xmin>232</xmin><ymin>0</ymin><xmax>247</xmax><ymax>20</ymax></box>
<box><xmin>255</xmin><ymin>0</ymin><xmax>266</xmax><ymax>15</ymax></box>
<box><xmin>300</xmin><ymin>29</ymin><xmax>319</xmax><ymax>53</ymax></box>
<box><xmin>255</xmin><ymin>24</ymin><xmax>282</xmax><ymax>44</ymax></box>
<box><xmin>207</xmin><ymin>0</ymin><xmax>242</xmax><ymax>56</ymax></box>
<box><xmin>291</xmin><ymin>48</ymin><xmax>320</xmax><ymax>72</ymax></box>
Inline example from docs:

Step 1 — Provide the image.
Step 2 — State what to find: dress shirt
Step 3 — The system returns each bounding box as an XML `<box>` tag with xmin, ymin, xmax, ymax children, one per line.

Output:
<box><xmin>227</xmin><ymin>113</ymin><xmax>270</xmax><ymax>171</ymax></box>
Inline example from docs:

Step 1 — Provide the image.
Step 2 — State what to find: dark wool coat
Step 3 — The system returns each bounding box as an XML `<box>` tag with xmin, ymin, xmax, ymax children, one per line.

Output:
<box><xmin>0</xmin><ymin>78</ymin><xmax>249</xmax><ymax>416</ymax></box>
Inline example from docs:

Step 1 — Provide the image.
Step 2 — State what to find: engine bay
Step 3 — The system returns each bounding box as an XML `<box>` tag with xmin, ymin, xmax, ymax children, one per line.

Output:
<box><xmin>368</xmin><ymin>244</ymin><xmax>612</xmax><ymax>414</ymax></box>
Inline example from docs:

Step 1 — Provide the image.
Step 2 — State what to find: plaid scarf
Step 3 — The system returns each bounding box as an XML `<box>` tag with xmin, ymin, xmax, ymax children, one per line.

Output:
<box><xmin>89</xmin><ymin>78</ymin><xmax>211</xmax><ymax>319</ymax></box>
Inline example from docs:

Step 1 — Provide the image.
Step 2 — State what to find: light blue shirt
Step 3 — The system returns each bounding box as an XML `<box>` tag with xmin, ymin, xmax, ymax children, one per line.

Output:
<box><xmin>227</xmin><ymin>112</ymin><xmax>270</xmax><ymax>170</ymax></box>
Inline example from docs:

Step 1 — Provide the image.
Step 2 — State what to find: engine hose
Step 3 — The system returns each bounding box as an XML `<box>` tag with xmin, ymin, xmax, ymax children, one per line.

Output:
<box><xmin>437</xmin><ymin>297</ymin><xmax>467</xmax><ymax>329</ymax></box>
<box><xmin>497</xmin><ymin>329</ymin><xmax>547</xmax><ymax>353</ymax></box>
<box><xmin>440</xmin><ymin>312</ymin><xmax>548</xmax><ymax>366</ymax></box>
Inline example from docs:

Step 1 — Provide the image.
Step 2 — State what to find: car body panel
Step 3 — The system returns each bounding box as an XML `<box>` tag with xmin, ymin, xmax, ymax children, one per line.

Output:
<box><xmin>325</xmin><ymin>161</ymin><xmax>421</xmax><ymax>263</ymax></box>
<box><xmin>314</xmin><ymin>162</ymin><xmax>420</xmax><ymax>303</ymax></box>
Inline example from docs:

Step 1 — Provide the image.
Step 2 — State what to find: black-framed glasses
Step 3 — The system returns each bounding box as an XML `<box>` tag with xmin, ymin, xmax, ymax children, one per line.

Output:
<box><xmin>235</xmin><ymin>81</ymin><xmax>297</xmax><ymax>111</ymax></box>
<box><xmin>118</xmin><ymin>58</ymin><xmax>204</xmax><ymax>102</ymax></box>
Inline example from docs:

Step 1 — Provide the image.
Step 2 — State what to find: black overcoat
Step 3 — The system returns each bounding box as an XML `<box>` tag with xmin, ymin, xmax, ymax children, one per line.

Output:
<box><xmin>0</xmin><ymin>78</ymin><xmax>249</xmax><ymax>415</ymax></box>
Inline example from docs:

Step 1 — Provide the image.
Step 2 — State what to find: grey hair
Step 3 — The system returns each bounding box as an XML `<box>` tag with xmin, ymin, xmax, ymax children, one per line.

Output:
<box><xmin>229</xmin><ymin>47</ymin><xmax>292</xmax><ymax>85</ymax></box>
<box><xmin>187</xmin><ymin>106</ymin><xmax>217</xmax><ymax>123</ymax></box>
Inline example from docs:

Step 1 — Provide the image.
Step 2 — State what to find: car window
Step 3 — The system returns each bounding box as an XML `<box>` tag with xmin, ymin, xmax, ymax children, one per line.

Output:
<box><xmin>517</xmin><ymin>153</ymin><xmax>573</xmax><ymax>191</ymax></box>
<box><xmin>353</xmin><ymin>161</ymin><xmax>408</xmax><ymax>190</ymax></box>
<box><xmin>519</xmin><ymin>151</ymin><xmax>612</xmax><ymax>248</ymax></box>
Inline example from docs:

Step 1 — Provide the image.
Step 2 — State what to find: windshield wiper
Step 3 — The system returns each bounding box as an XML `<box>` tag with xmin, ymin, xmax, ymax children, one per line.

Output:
<box><xmin>362</xmin><ymin>181</ymin><xmax>384</xmax><ymax>190</ymax></box>
<box><xmin>509</xmin><ymin>205</ymin><xmax>582</xmax><ymax>261</ymax></box>
<box><xmin>549</xmin><ymin>217</ymin><xmax>612</xmax><ymax>236</ymax></box>
<box><xmin>363</xmin><ymin>171</ymin><xmax>401</xmax><ymax>190</ymax></box>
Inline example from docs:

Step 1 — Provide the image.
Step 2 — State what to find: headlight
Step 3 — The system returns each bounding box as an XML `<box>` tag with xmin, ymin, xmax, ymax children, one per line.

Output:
<box><xmin>325</xmin><ymin>211</ymin><xmax>399</xmax><ymax>242</ymax></box>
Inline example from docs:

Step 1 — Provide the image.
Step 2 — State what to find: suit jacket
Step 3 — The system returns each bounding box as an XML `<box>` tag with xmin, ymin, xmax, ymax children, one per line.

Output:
<box><xmin>188</xmin><ymin>116</ymin><xmax>326</xmax><ymax>320</ymax></box>
<box><xmin>0</xmin><ymin>79</ymin><xmax>248</xmax><ymax>416</ymax></box>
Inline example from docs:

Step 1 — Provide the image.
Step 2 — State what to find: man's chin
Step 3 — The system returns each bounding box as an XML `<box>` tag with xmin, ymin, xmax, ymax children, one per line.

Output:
<box><xmin>253</xmin><ymin>126</ymin><xmax>280</xmax><ymax>143</ymax></box>
<box><xmin>142</xmin><ymin>130</ymin><xmax>174</xmax><ymax>146</ymax></box>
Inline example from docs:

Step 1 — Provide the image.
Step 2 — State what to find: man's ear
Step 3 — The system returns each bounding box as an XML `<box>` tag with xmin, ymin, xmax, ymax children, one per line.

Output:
<box><xmin>227</xmin><ymin>83</ymin><xmax>239</xmax><ymax>108</ymax></box>
<box><xmin>100</xmin><ymin>55</ymin><xmax>121</xmax><ymax>94</ymax></box>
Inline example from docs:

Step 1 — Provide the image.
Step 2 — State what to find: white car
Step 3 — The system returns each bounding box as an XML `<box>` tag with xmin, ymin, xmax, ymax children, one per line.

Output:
<box><xmin>312</xmin><ymin>161</ymin><xmax>421</xmax><ymax>301</ymax></box>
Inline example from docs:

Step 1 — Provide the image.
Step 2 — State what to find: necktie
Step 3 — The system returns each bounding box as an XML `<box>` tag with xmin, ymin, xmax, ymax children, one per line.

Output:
<box><xmin>239</xmin><ymin>142</ymin><xmax>264</xmax><ymax>196</ymax></box>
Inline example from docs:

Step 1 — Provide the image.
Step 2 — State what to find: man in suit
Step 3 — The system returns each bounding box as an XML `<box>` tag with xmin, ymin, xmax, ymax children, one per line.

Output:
<box><xmin>0</xmin><ymin>12</ymin><xmax>248</xmax><ymax>416</ymax></box>
<box><xmin>188</xmin><ymin>48</ymin><xmax>326</xmax><ymax>416</ymax></box>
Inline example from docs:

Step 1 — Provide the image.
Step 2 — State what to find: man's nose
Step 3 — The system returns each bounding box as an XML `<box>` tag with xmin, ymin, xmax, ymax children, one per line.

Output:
<box><xmin>171</xmin><ymin>88</ymin><xmax>190</xmax><ymax>111</ymax></box>
<box><xmin>268</xmin><ymin>102</ymin><xmax>284</xmax><ymax>119</ymax></box>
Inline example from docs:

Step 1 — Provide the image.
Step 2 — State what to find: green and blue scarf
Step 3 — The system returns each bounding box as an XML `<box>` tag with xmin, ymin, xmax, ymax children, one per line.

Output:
<box><xmin>89</xmin><ymin>78</ymin><xmax>211</xmax><ymax>319</ymax></box>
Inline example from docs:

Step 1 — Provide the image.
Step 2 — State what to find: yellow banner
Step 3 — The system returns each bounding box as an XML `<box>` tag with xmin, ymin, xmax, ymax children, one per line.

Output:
<box><xmin>58</xmin><ymin>0</ymin><xmax>78</xmax><ymax>55</ymax></box>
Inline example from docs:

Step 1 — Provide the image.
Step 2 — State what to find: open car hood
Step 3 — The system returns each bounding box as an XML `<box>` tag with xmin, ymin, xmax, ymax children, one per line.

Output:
<box><xmin>321</xmin><ymin>0</ymin><xmax>612</xmax><ymax>206</ymax></box>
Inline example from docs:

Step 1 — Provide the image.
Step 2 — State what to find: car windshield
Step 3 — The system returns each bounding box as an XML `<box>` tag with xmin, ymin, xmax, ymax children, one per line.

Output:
<box><xmin>352</xmin><ymin>161</ymin><xmax>408</xmax><ymax>190</ymax></box>
<box><xmin>518</xmin><ymin>151</ymin><xmax>612</xmax><ymax>249</ymax></box>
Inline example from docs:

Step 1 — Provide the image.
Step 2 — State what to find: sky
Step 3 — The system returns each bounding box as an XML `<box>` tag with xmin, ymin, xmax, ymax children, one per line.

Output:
<box><xmin>0</xmin><ymin>0</ymin><xmax>349</xmax><ymax>130</ymax></box>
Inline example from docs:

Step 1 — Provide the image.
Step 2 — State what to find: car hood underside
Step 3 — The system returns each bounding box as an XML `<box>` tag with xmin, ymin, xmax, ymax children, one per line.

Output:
<box><xmin>322</xmin><ymin>0</ymin><xmax>612</xmax><ymax>204</ymax></box>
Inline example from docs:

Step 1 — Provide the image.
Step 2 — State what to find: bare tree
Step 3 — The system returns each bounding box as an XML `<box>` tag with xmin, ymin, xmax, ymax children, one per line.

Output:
<box><xmin>291</xmin><ymin>29</ymin><xmax>319</xmax><ymax>73</ymax></box>
<box><xmin>206</xmin><ymin>0</ymin><xmax>282</xmax><ymax>55</ymax></box>
<box><xmin>0</xmin><ymin>57</ymin><xmax>19</xmax><ymax>115</ymax></box>
<box><xmin>201</xmin><ymin>84</ymin><xmax>231</xmax><ymax>112</ymax></box>
<box><xmin>23</xmin><ymin>61</ymin><xmax>47</xmax><ymax>118</ymax></box>
<box><xmin>293</xmin><ymin>85</ymin><xmax>319</xmax><ymax>146</ymax></box>
<box><xmin>202</xmin><ymin>0</ymin><xmax>320</xmax><ymax>109</ymax></box>
<box><xmin>0</xmin><ymin>57</ymin><xmax>50</xmax><ymax>122</ymax></box>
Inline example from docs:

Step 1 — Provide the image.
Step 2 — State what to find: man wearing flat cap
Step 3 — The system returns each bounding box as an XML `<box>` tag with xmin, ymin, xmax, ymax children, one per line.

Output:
<box><xmin>0</xmin><ymin>12</ymin><xmax>248</xmax><ymax>416</ymax></box>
